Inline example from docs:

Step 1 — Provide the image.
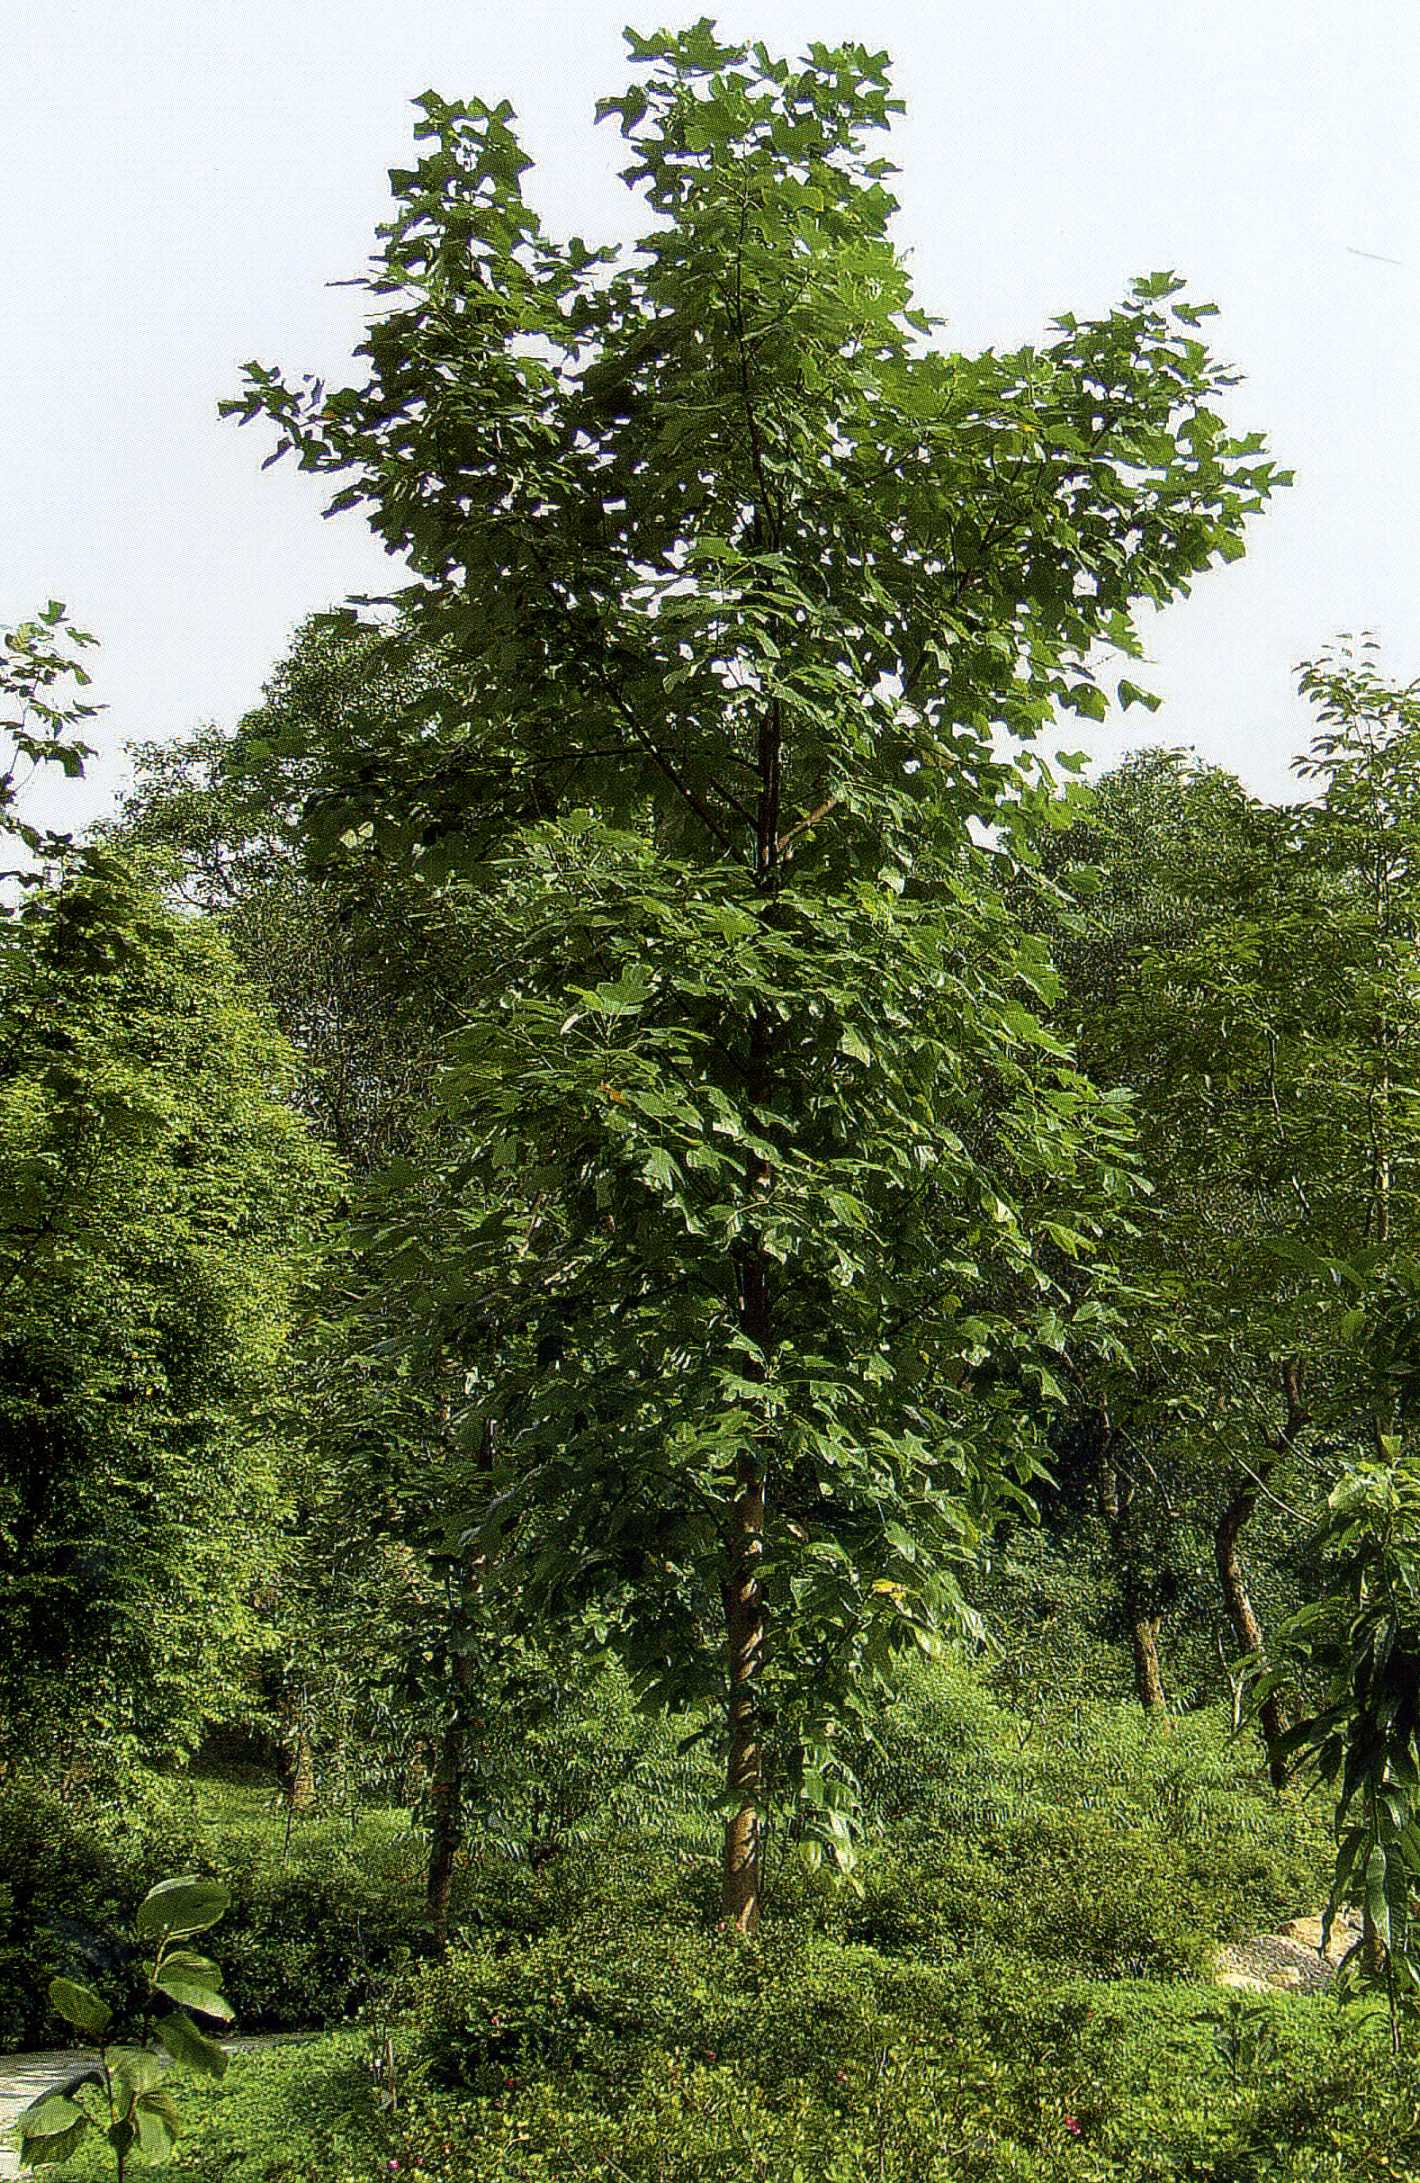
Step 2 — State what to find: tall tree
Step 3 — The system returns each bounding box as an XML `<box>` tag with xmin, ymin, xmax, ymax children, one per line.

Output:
<box><xmin>229</xmin><ymin>26</ymin><xmax>1280</xmax><ymax>1926</ymax></box>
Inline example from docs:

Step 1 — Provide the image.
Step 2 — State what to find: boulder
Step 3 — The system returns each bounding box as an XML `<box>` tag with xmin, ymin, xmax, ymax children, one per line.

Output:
<box><xmin>1214</xmin><ymin>1913</ymin><xmax>1362</xmax><ymax>1995</ymax></box>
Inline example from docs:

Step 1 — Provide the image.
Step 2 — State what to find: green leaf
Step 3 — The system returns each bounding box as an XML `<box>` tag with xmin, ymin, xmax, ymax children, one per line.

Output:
<box><xmin>154</xmin><ymin>2008</ymin><xmax>229</xmax><ymax>2078</ymax></box>
<box><xmin>135</xmin><ymin>1876</ymin><xmax>229</xmax><ymax>1941</ymax></box>
<box><xmin>17</xmin><ymin>2094</ymin><xmax>86</xmax><ymax>2141</ymax></box>
<box><xmin>579</xmin><ymin>972</ymin><xmax>653</xmax><ymax>1017</ymax></box>
<box><xmin>109</xmin><ymin>2048</ymin><xmax>164</xmax><ymax>2103</ymax></box>
<box><xmin>642</xmin><ymin>1146</ymin><xmax>678</xmax><ymax>1191</ymax></box>
<box><xmin>47</xmin><ymin>1976</ymin><xmax>111</xmax><ymax>2038</ymax></box>
<box><xmin>18</xmin><ymin>2117</ymin><xmax>89</xmax><ymax>2169</ymax></box>
<box><xmin>1365</xmin><ymin>1844</ymin><xmax>1391</xmax><ymax>1945</ymax></box>
<box><xmin>153</xmin><ymin>1972</ymin><xmax>234</xmax><ymax>2021</ymax></box>
<box><xmin>158</xmin><ymin>1950</ymin><xmax>224</xmax><ymax>1987</ymax></box>
<box><xmin>134</xmin><ymin>2089</ymin><xmax>181</xmax><ymax>2161</ymax></box>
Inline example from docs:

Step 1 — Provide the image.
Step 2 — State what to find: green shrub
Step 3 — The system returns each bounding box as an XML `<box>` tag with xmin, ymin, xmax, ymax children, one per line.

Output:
<box><xmin>58</xmin><ymin>2035</ymin><xmax>379</xmax><ymax>2183</ymax></box>
<box><xmin>447</xmin><ymin>1832</ymin><xmax>715</xmax><ymax>1948</ymax></box>
<box><xmin>852</xmin><ymin>1814</ymin><xmax>1209</xmax><ymax>1976</ymax></box>
<box><xmin>412</xmin><ymin>1920</ymin><xmax>1066</xmax><ymax>2105</ymax></box>
<box><xmin>0</xmin><ymin>1778</ymin><xmax>419</xmax><ymax>2043</ymax></box>
<box><xmin>0</xmin><ymin>1779</ymin><xmax>190</xmax><ymax>2045</ymax></box>
<box><xmin>37</xmin><ymin>1913</ymin><xmax>1420</xmax><ymax>2183</ymax></box>
<box><xmin>842</xmin><ymin>1665</ymin><xmax>1331</xmax><ymax>1978</ymax></box>
<box><xmin>215</xmin><ymin>1855</ymin><xmax>417</xmax><ymax>2028</ymax></box>
<box><xmin>398</xmin><ymin>1927</ymin><xmax>1420</xmax><ymax>2183</ymax></box>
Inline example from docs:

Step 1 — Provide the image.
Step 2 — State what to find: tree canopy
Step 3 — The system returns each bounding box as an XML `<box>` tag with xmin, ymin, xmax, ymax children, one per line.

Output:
<box><xmin>224</xmin><ymin>24</ymin><xmax>1283</xmax><ymax>1926</ymax></box>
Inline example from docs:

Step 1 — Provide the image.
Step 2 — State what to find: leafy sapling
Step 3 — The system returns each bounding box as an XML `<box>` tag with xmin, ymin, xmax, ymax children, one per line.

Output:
<box><xmin>15</xmin><ymin>1876</ymin><xmax>233</xmax><ymax>2177</ymax></box>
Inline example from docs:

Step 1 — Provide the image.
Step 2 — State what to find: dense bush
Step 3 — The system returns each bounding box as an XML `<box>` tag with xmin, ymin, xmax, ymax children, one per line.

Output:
<box><xmin>0</xmin><ymin>1779</ymin><xmax>420</xmax><ymax>2044</ymax></box>
<box><xmin>50</xmin><ymin>1929</ymin><xmax>1420</xmax><ymax>2183</ymax></box>
<box><xmin>847</xmin><ymin>1817</ymin><xmax>1208</xmax><ymax>1975</ymax></box>
<box><xmin>391</xmin><ymin>1932</ymin><xmax>1420</xmax><ymax>2182</ymax></box>
<box><xmin>846</xmin><ymin>1666</ymin><xmax>1330</xmax><ymax>1976</ymax></box>
<box><xmin>410</xmin><ymin>1923</ymin><xmax>978</xmax><ymax>2098</ymax></box>
<box><xmin>58</xmin><ymin>2035</ymin><xmax>380</xmax><ymax>2183</ymax></box>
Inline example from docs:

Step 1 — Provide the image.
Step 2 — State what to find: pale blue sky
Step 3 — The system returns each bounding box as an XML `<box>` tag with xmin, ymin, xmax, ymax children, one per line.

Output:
<box><xmin>7</xmin><ymin>0</ymin><xmax>1420</xmax><ymax>834</ymax></box>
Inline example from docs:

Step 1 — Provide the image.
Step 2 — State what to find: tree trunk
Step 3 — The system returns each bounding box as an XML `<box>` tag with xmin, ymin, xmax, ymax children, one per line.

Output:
<box><xmin>1214</xmin><ymin>1360</ymin><xmax>1305</xmax><ymax>1788</ymax></box>
<box><xmin>722</xmin><ymin>385</ymin><xmax>781</xmax><ymax>1934</ymax></box>
<box><xmin>721</xmin><ymin>1458</ymin><xmax>765</xmax><ymax>1932</ymax></box>
<box><xmin>425</xmin><ymin>1645</ymin><xmax>473</xmax><ymax>1953</ymax></box>
<box><xmin>1096</xmin><ymin>1419</ymin><xmax>1167</xmax><ymax>1717</ymax></box>
<box><xmin>285</xmin><ymin>1724</ymin><xmax>315</xmax><ymax>1811</ymax></box>
<box><xmin>1128</xmin><ymin>1610</ymin><xmax>1167</xmax><ymax>1715</ymax></box>
<box><xmin>723</xmin><ymin>1232</ymin><xmax>769</xmax><ymax>1933</ymax></box>
<box><xmin>277</xmin><ymin>1687</ymin><xmax>315</xmax><ymax>1812</ymax></box>
<box><xmin>424</xmin><ymin>1415</ymin><xmax>494</xmax><ymax>1953</ymax></box>
<box><xmin>1215</xmin><ymin>1487</ymin><xmax>1289</xmax><ymax>1787</ymax></box>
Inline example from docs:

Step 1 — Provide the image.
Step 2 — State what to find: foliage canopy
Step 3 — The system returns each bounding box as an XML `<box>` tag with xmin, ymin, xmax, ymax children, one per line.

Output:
<box><xmin>227</xmin><ymin>24</ymin><xmax>1282</xmax><ymax>1922</ymax></box>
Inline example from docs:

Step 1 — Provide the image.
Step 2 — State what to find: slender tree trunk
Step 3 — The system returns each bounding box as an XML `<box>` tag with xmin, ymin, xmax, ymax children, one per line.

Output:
<box><xmin>721</xmin><ymin>315</ymin><xmax>781</xmax><ymax>1936</ymax></box>
<box><xmin>1128</xmin><ymin>1610</ymin><xmax>1167</xmax><ymax>1715</ymax></box>
<box><xmin>425</xmin><ymin>1644</ymin><xmax>474</xmax><ymax>1952</ymax></box>
<box><xmin>1215</xmin><ymin>1498</ymin><xmax>1289</xmax><ymax>1788</ymax></box>
<box><xmin>719</xmin><ymin>677</ymin><xmax>778</xmax><ymax>1934</ymax></box>
<box><xmin>277</xmin><ymin>1685</ymin><xmax>316</xmax><ymax>1814</ymax></box>
<box><xmin>1096</xmin><ymin>1419</ymin><xmax>1167</xmax><ymax>1717</ymax></box>
<box><xmin>722</xmin><ymin>1447</ymin><xmax>766</xmax><ymax>1932</ymax></box>
<box><xmin>287</xmin><ymin>1726</ymin><xmax>316</xmax><ymax>1810</ymax></box>
<box><xmin>1214</xmin><ymin>1360</ymin><xmax>1306</xmax><ymax>1788</ymax></box>
<box><xmin>424</xmin><ymin>1415</ymin><xmax>494</xmax><ymax>1953</ymax></box>
<box><xmin>723</xmin><ymin>1084</ymin><xmax>772</xmax><ymax>1936</ymax></box>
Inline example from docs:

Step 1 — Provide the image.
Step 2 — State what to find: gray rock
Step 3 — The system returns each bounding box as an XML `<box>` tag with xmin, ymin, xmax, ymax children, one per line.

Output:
<box><xmin>1215</xmin><ymin>1912</ymin><xmax>1363</xmax><ymax>1996</ymax></box>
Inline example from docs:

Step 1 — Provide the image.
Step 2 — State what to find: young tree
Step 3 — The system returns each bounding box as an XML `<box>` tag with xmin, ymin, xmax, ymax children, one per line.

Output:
<box><xmin>229</xmin><ymin>26</ymin><xmax>1280</xmax><ymax>1926</ymax></box>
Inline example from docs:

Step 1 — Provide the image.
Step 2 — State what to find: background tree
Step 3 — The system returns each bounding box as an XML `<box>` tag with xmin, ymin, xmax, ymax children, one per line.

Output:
<box><xmin>1042</xmin><ymin>752</ymin><xmax>1320</xmax><ymax>1752</ymax></box>
<box><xmin>1258</xmin><ymin>648</ymin><xmax>1420</xmax><ymax>1995</ymax></box>
<box><xmin>113</xmin><ymin>619</ymin><xmax>465</xmax><ymax>1174</ymax></box>
<box><xmin>0</xmin><ymin>601</ymin><xmax>99</xmax><ymax>884</ymax></box>
<box><xmin>114</xmin><ymin>631</ymin><xmax>524</xmax><ymax>1912</ymax></box>
<box><xmin>1044</xmin><ymin>643</ymin><xmax>1420</xmax><ymax>1779</ymax></box>
<box><xmin>0</xmin><ymin>857</ymin><xmax>335</xmax><ymax>1772</ymax></box>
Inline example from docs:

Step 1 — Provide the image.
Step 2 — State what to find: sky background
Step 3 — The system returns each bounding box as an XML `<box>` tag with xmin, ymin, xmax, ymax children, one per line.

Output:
<box><xmin>7</xmin><ymin>0</ymin><xmax>1420</xmax><ymax>836</ymax></box>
